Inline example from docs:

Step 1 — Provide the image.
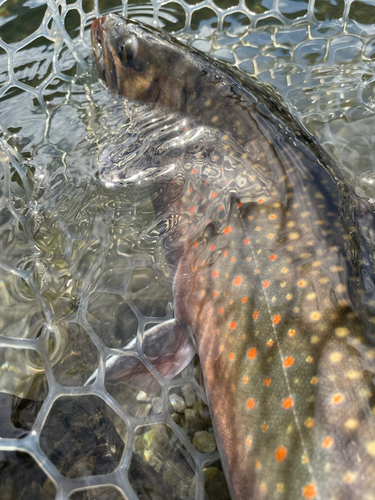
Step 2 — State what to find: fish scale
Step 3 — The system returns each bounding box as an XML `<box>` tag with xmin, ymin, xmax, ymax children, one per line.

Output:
<box><xmin>92</xmin><ymin>14</ymin><xmax>375</xmax><ymax>500</ymax></box>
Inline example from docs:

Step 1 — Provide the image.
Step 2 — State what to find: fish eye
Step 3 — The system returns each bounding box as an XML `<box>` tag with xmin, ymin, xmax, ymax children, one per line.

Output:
<box><xmin>119</xmin><ymin>37</ymin><xmax>138</xmax><ymax>64</ymax></box>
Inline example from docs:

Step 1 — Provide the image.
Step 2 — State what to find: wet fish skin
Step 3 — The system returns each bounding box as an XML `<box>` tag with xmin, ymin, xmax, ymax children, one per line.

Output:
<box><xmin>92</xmin><ymin>14</ymin><xmax>375</xmax><ymax>500</ymax></box>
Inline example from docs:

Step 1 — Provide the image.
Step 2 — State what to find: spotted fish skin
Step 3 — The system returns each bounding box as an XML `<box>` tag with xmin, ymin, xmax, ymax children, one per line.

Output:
<box><xmin>92</xmin><ymin>15</ymin><xmax>375</xmax><ymax>500</ymax></box>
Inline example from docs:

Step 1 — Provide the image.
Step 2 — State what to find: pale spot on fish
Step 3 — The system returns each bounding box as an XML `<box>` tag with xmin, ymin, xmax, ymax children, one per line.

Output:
<box><xmin>346</xmin><ymin>370</ymin><xmax>361</xmax><ymax>380</ymax></box>
<box><xmin>366</xmin><ymin>440</ymin><xmax>375</xmax><ymax>456</ymax></box>
<box><xmin>330</xmin><ymin>351</ymin><xmax>343</xmax><ymax>363</ymax></box>
<box><xmin>335</xmin><ymin>327</ymin><xmax>350</xmax><ymax>338</ymax></box>
<box><xmin>289</xmin><ymin>232</ymin><xmax>300</xmax><ymax>240</ymax></box>
<box><xmin>344</xmin><ymin>418</ymin><xmax>360</xmax><ymax>430</ymax></box>
<box><xmin>330</xmin><ymin>265</ymin><xmax>344</xmax><ymax>272</ymax></box>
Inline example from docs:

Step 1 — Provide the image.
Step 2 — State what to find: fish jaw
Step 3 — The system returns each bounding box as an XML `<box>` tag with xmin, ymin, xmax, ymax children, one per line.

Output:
<box><xmin>91</xmin><ymin>15</ymin><xmax>118</xmax><ymax>91</ymax></box>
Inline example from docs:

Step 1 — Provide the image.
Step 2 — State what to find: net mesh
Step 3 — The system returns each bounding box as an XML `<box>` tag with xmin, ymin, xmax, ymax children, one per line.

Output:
<box><xmin>1</xmin><ymin>0</ymin><xmax>375</xmax><ymax>499</ymax></box>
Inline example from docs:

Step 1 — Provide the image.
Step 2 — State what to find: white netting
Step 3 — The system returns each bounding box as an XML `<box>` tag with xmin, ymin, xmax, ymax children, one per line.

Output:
<box><xmin>1</xmin><ymin>1</ymin><xmax>375</xmax><ymax>499</ymax></box>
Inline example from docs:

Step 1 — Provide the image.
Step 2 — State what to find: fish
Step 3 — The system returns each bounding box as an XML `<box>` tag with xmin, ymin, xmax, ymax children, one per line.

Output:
<box><xmin>91</xmin><ymin>13</ymin><xmax>375</xmax><ymax>500</ymax></box>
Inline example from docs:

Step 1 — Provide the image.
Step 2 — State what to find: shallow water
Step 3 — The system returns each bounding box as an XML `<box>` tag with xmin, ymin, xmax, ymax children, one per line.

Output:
<box><xmin>1</xmin><ymin>0</ymin><xmax>375</xmax><ymax>499</ymax></box>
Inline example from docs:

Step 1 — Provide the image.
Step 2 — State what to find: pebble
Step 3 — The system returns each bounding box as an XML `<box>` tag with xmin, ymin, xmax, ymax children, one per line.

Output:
<box><xmin>151</xmin><ymin>397</ymin><xmax>163</xmax><ymax>414</ymax></box>
<box><xmin>193</xmin><ymin>430</ymin><xmax>217</xmax><ymax>453</ymax></box>
<box><xmin>183</xmin><ymin>408</ymin><xmax>206</xmax><ymax>435</ymax></box>
<box><xmin>169</xmin><ymin>393</ymin><xmax>186</xmax><ymax>413</ymax></box>
<box><xmin>182</xmin><ymin>384</ymin><xmax>197</xmax><ymax>407</ymax></box>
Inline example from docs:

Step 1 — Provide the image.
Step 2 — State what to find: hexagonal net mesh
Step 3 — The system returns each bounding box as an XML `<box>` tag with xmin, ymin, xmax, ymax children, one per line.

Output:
<box><xmin>1</xmin><ymin>0</ymin><xmax>375</xmax><ymax>499</ymax></box>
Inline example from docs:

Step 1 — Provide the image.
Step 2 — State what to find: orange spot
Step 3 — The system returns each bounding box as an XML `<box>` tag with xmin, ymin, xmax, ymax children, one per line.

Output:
<box><xmin>258</xmin><ymin>198</ymin><xmax>264</xmax><ymax>204</ymax></box>
<box><xmin>263</xmin><ymin>280</ymin><xmax>270</xmax><ymax>289</ymax></box>
<box><xmin>237</xmin><ymin>202</ymin><xmax>243</xmax><ymax>208</ymax></box>
<box><xmin>213</xmin><ymin>291</ymin><xmax>217</xmax><ymax>298</ymax></box>
<box><xmin>282</xmin><ymin>397</ymin><xmax>293</xmax><ymax>409</ymax></box>
<box><xmin>272</xmin><ymin>314</ymin><xmax>281</xmax><ymax>325</ymax></box>
<box><xmin>233</xmin><ymin>276</ymin><xmax>242</xmax><ymax>286</ymax></box>
<box><xmin>212</xmin><ymin>270</ymin><xmax>219</xmax><ymax>278</ymax></box>
<box><xmin>242</xmin><ymin>297</ymin><xmax>248</xmax><ymax>303</ymax></box>
<box><xmin>298</xmin><ymin>280</ymin><xmax>307</xmax><ymax>287</ymax></box>
<box><xmin>267</xmin><ymin>339</ymin><xmax>274</xmax><ymax>347</ymax></box>
<box><xmin>332</xmin><ymin>393</ymin><xmax>345</xmax><ymax>405</ymax></box>
<box><xmin>223</xmin><ymin>250</ymin><xmax>228</xmax><ymax>257</ymax></box>
<box><xmin>246</xmin><ymin>436</ymin><xmax>252</xmax><ymax>447</ymax></box>
<box><xmin>216</xmin><ymin>329</ymin><xmax>220</xmax><ymax>335</ymax></box>
<box><xmin>256</xmin><ymin>226</ymin><xmax>261</xmax><ymax>231</ymax></box>
<box><xmin>268</xmin><ymin>233</ymin><xmax>274</xmax><ymax>239</ymax></box>
<box><xmin>322</xmin><ymin>436</ymin><xmax>334</xmax><ymax>449</ymax></box>
<box><xmin>211</xmin><ymin>192</ymin><xmax>218</xmax><ymax>199</ymax></box>
<box><xmin>311</xmin><ymin>376</ymin><xmax>318</xmax><ymax>385</ymax></box>
<box><xmin>247</xmin><ymin>398</ymin><xmax>255</xmax><ymax>410</ymax></box>
<box><xmin>224</xmin><ymin>226</ymin><xmax>232</xmax><ymax>235</ymax></box>
<box><xmin>302</xmin><ymin>483</ymin><xmax>318</xmax><ymax>499</ymax></box>
<box><xmin>275</xmin><ymin>446</ymin><xmax>287</xmax><ymax>462</ymax></box>
<box><xmin>255</xmin><ymin>460</ymin><xmax>261</xmax><ymax>470</ymax></box>
<box><xmin>261</xmin><ymin>422</ymin><xmax>268</xmax><ymax>432</ymax></box>
<box><xmin>288</xmin><ymin>329</ymin><xmax>296</xmax><ymax>337</ymax></box>
<box><xmin>229</xmin><ymin>353</ymin><xmax>235</xmax><ymax>361</ymax></box>
<box><xmin>243</xmin><ymin>376</ymin><xmax>248</xmax><ymax>384</ymax></box>
<box><xmin>218</xmin><ymin>307</ymin><xmax>224</xmax><ymax>316</ymax></box>
<box><xmin>219</xmin><ymin>205</ymin><xmax>224</xmax><ymax>210</ymax></box>
<box><xmin>243</xmin><ymin>238</ymin><xmax>250</xmax><ymax>245</ymax></box>
<box><xmin>283</xmin><ymin>355</ymin><xmax>294</xmax><ymax>368</ymax></box>
<box><xmin>191</xmin><ymin>168</ymin><xmax>197</xmax><ymax>174</ymax></box>
<box><xmin>263</xmin><ymin>378</ymin><xmax>271</xmax><ymax>387</ymax></box>
<box><xmin>269</xmin><ymin>254</ymin><xmax>277</xmax><ymax>261</ymax></box>
<box><xmin>230</xmin><ymin>321</ymin><xmax>237</xmax><ymax>330</ymax></box>
<box><xmin>247</xmin><ymin>347</ymin><xmax>257</xmax><ymax>360</ymax></box>
<box><xmin>231</xmin><ymin>256</ymin><xmax>236</xmax><ymax>262</ymax></box>
<box><xmin>231</xmin><ymin>384</ymin><xmax>235</xmax><ymax>392</ymax></box>
<box><xmin>193</xmin><ymin>241</ymin><xmax>198</xmax><ymax>247</ymax></box>
<box><xmin>190</xmin><ymin>206</ymin><xmax>195</xmax><ymax>213</ymax></box>
<box><xmin>210</xmin><ymin>244</ymin><xmax>216</xmax><ymax>251</ymax></box>
<box><xmin>253</xmin><ymin>310</ymin><xmax>259</xmax><ymax>320</ymax></box>
<box><xmin>269</xmin><ymin>214</ymin><xmax>276</xmax><ymax>220</ymax></box>
<box><xmin>248</xmin><ymin>215</ymin><xmax>254</xmax><ymax>220</ymax></box>
<box><xmin>305</xmin><ymin>418</ymin><xmax>314</xmax><ymax>428</ymax></box>
<box><xmin>220</xmin><ymin>345</ymin><xmax>224</xmax><ymax>352</ymax></box>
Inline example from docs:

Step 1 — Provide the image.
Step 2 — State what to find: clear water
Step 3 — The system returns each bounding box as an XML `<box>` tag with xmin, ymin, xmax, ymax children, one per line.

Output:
<box><xmin>1</xmin><ymin>0</ymin><xmax>375</xmax><ymax>499</ymax></box>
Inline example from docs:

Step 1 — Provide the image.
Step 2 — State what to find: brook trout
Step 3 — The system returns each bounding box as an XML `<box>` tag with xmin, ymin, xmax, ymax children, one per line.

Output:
<box><xmin>92</xmin><ymin>14</ymin><xmax>375</xmax><ymax>500</ymax></box>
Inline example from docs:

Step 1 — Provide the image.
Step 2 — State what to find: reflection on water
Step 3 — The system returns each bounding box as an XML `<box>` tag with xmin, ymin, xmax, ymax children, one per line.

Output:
<box><xmin>1</xmin><ymin>0</ymin><xmax>375</xmax><ymax>498</ymax></box>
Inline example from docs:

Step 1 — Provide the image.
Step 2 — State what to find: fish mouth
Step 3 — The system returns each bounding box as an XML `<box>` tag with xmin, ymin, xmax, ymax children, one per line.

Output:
<box><xmin>91</xmin><ymin>14</ymin><xmax>123</xmax><ymax>90</ymax></box>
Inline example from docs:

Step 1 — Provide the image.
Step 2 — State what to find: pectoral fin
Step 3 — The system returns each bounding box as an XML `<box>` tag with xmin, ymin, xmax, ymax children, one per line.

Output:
<box><xmin>87</xmin><ymin>319</ymin><xmax>195</xmax><ymax>392</ymax></box>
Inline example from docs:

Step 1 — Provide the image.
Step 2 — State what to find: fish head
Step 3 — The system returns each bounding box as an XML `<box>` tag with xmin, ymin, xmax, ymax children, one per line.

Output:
<box><xmin>91</xmin><ymin>14</ymin><xmax>193</xmax><ymax>110</ymax></box>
